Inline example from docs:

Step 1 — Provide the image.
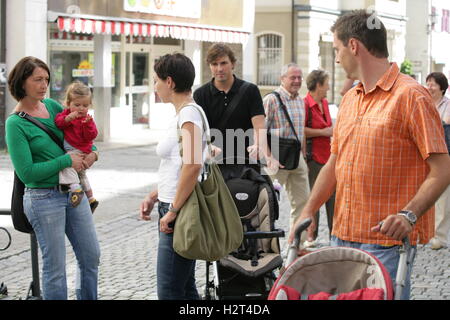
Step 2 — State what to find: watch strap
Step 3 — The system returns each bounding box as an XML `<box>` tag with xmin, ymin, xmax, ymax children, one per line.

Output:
<box><xmin>168</xmin><ymin>203</ymin><xmax>180</xmax><ymax>214</ymax></box>
<box><xmin>398</xmin><ymin>210</ymin><xmax>416</xmax><ymax>225</ymax></box>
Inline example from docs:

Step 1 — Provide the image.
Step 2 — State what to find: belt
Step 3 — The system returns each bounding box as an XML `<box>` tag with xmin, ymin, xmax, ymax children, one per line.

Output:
<box><xmin>29</xmin><ymin>185</ymin><xmax>71</xmax><ymax>193</ymax></box>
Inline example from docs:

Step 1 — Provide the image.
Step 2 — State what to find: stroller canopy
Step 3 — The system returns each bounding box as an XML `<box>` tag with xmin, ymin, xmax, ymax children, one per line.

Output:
<box><xmin>270</xmin><ymin>247</ymin><xmax>394</xmax><ymax>300</ymax></box>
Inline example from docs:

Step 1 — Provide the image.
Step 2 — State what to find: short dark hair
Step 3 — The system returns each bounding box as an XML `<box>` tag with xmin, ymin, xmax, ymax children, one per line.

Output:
<box><xmin>331</xmin><ymin>9</ymin><xmax>389</xmax><ymax>59</ymax></box>
<box><xmin>206</xmin><ymin>43</ymin><xmax>237</xmax><ymax>65</ymax></box>
<box><xmin>306</xmin><ymin>70</ymin><xmax>329</xmax><ymax>92</ymax></box>
<box><xmin>426</xmin><ymin>72</ymin><xmax>449</xmax><ymax>96</ymax></box>
<box><xmin>154</xmin><ymin>53</ymin><xmax>195</xmax><ymax>93</ymax></box>
<box><xmin>8</xmin><ymin>56</ymin><xmax>51</xmax><ymax>101</ymax></box>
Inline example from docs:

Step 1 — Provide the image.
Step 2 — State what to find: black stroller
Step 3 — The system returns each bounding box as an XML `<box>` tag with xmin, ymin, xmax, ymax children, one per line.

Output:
<box><xmin>204</xmin><ymin>167</ymin><xmax>285</xmax><ymax>300</ymax></box>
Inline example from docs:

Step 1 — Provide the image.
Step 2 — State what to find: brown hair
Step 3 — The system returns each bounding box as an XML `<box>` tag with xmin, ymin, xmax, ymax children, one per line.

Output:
<box><xmin>8</xmin><ymin>56</ymin><xmax>51</xmax><ymax>101</ymax></box>
<box><xmin>331</xmin><ymin>9</ymin><xmax>389</xmax><ymax>59</ymax></box>
<box><xmin>206</xmin><ymin>43</ymin><xmax>237</xmax><ymax>65</ymax></box>
<box><xmin>426</xmin><ymin>72</ymin><xmax>449</xmax><ymax>96</ymax></box>
<box><xmin>64</xmin><ymin>81</ymin><xmax>92</xmax><ymax>107</ymax></box>
<box><xmin>306</xmin><ymin>70</ymin><xmax>329</xmax><ymax>92</ymax></box>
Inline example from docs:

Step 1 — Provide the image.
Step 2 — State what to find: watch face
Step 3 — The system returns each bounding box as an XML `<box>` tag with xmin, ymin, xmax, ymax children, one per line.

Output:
<box><xmin>401</xmin><ymin>211</ymin><xmax>416</xmax><ymax>224</ymax></box>
<box><xmin>408</xmin><ymin>212</ymin><xmax>417</xmax><ymax>223</ymax></box>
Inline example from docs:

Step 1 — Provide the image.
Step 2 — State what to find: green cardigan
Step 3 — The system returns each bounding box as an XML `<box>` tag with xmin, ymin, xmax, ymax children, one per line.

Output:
<box><xmin>6</xmin><ymin>99</ymin><xmax>73</xmax><ymax>188</ymax></box>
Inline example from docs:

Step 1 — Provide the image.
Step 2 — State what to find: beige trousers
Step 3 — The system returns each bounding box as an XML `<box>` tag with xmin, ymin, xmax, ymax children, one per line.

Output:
<box><xmin>268</xmin><ymin>155</ymin><xmax>310</xmax><ymax>229</ymax></box>
<box><xmin>435</xmin><ymin>185</ymin><xmax>450</xmax><ymax>244</ymax></box>
<box><xmin>59</xmin><ymin>149</ymin><xmax>92</xmax><ymax>193</ymax></box>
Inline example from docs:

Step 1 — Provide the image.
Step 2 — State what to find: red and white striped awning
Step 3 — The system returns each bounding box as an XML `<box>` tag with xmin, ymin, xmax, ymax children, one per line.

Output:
<box><xmin>56</xmin><ymin>16</ymin><xmax>249</xmax><ymax>44</ymax></box>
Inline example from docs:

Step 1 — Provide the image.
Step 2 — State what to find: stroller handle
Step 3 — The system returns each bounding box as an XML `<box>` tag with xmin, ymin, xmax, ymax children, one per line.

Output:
<box><xmin>244</xmin><ymin>229</ymin><xmax>285</xmax><ymax>240</ymax></box>
<box><xmin>284</xmin><ymin>218</ymin><xmax>312</xmax><ymax>268</ymax></box>
<box><xmin>293</xmin><ymin>218</ymin><xmax>312</xmax><ymax>247</ymax></box>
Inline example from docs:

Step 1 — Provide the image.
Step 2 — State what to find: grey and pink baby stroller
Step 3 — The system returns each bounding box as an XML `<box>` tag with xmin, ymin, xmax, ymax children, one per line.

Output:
<box><xmin>269</xmin><ymin>219</ymin><xmax>416</xmax><ymax>300</ymax></box>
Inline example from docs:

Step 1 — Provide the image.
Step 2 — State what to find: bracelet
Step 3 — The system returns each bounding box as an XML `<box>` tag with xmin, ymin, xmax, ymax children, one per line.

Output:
<box><xmin>169</xmin><ymin>203</ymin><xmax>180</xmax><ymax>214</ymax></box>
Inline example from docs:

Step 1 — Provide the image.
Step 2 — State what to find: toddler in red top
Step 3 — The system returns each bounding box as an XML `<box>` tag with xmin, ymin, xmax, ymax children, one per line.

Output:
<box><xmin>55</xmin><ymin>81</ymin><xmax>99</xmax><ymax>212</ymax></box>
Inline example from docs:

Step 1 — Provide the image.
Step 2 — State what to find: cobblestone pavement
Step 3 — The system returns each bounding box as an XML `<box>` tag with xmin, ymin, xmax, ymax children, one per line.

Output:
<box><xmin>1</xmin><ymin>145</ymin><xmax>449</xmax><ymax>300</ymax></box>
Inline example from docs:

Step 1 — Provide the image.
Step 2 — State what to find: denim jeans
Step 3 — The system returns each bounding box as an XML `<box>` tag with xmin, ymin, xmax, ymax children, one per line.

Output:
<box><xmin>23</xmin><ymin>188</ymin><xmax>100</xmax><ymax>300</ymax></box>
<box><xmin>330</xmin><ymin>236</ymin><xmax>415</xmax><ymax>300</ymax></box>
<box><xmin>157</xmin><ymin>202</ymin><xmax>199</xmax><ymax>300</ymax></box>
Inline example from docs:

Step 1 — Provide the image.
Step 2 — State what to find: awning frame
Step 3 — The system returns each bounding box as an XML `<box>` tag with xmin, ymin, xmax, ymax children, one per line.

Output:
<box><xmin>48</xmin><ymin>11</ymin><xmax>250</xmax><ymax>44</ymax></box>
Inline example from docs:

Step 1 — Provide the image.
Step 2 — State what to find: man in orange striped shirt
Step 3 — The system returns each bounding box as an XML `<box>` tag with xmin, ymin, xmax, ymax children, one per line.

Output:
<box><xmin>289</xmin><ymin>10</ymin><xmax>450</xmax><ymax>299</ymax></box>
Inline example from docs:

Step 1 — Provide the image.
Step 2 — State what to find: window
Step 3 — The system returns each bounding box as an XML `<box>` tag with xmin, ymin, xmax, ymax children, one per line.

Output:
<box><xmin>431</xmin><ymin>7</ymin><xmax>437</xmax><ymax>31</ymax></box>
<box><xmin>257</xmin><ymin>33</ymin><xmax>283</xmax><ymax>86</ymax></box>
<box><xmin>442</xmin><ymin>9</ymin><xmax>450</xmax><ymax>33</ymax></box>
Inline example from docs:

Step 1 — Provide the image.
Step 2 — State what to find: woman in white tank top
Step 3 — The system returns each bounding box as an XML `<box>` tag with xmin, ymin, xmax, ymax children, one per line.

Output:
<box><xmin>139</xmin><ymin>53</ymin><xmax>209</xmax><ymax>300</ymax></box>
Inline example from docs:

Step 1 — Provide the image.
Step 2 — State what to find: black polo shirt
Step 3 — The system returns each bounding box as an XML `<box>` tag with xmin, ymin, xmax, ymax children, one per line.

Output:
<box><xmin>194</xmin><ymin>76</ymin><xmax>265</xmax><ymax>165</ymax></box>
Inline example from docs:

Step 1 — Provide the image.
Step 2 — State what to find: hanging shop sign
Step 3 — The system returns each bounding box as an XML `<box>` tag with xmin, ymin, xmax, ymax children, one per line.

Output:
<box><xmin>72</xmin><ymin>60</ymin><xmax>94</xmax><ymax>78</ymax></box>
<box><xmin>123</xmin><ymin>0</ymin><xmax>201</xmax><ymax>19</ymax></box>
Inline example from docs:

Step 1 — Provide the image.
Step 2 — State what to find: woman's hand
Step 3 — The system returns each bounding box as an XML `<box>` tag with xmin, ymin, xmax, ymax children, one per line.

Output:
<box><xmin>70</xmin><ymin>153</ymin><xmax>85</xmax><ymax>172</ymax></box>
<box><xmin>82</xmin><ymin>152</ymin><xmax>97</xmax><ymax>169</ymax></box>
<box><xmin>321</xmin><ymin>127</ymin><xmax>333</xmax><ymax>137</ymax></box>
<box><xmin>210</xmin><ymin>145</ymin><xmax>222</xmax><ymax>158</ymax></box>
<box><xmin>140</xmin><ymin>191</ymin><xmax>158</xmax><ymax>221</ymax></box>
<box><xmin>159</xmin><ymin>211</ymin><xmax>177</xmax><ymax>234</ymax></box>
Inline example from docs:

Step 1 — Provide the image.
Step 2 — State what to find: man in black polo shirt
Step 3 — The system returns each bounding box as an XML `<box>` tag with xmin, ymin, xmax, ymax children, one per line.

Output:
<box><xmin>194</xmin><ymin>43</ymin><xmax>280</xmax><ymax>178</ymax></box>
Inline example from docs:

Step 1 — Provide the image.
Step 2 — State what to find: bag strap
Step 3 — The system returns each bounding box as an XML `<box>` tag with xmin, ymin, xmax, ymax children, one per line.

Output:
<box><xmin>15</xmin><ymin>111</ymin><xmax>65</xmax><ymax>151</ymax></box>
<box><xmin>271</xmin><ymin>92</ymin><xmax>300</xmax><ymax>143</ymax></box>
<box><xmin>216</xmin><ymin>81</ymin><xmax>251</xmax><ymax>131</ymax></box>
<box><xmin>176</xmin><ymin>104</ymin><xmax>214</xmax><ymax>168</ymax></box>
<box><xmin>304</xmin><ymin>99</ymin><xmax>313</xmax><ymax>161</ymax></box>
<box><xmin>305</xmin><ymin>99</ymin><xmax>313</xmax><ymax>129</ymax></box>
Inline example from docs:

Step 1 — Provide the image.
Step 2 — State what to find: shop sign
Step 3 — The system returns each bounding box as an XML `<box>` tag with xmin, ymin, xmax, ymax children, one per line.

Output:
<box><xmin>123</xmin><ymin>0</ymin><xmax>201</xmax><ymax>19</ymax></box>
<box><xmin>72</xmin><ymin>60</ymin><xmax>94</xmax><ymax>78</ymax></box>
<box><xmin>72</xmin><ymin>69</ymin><xmax>94</xmax><ymax>77</ymax></box>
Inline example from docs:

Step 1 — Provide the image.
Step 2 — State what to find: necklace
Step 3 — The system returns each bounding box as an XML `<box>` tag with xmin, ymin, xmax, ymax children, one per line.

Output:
<box><xmin>176</xmin><ymin>96</ymin><xmax>194</xmax><ymax>113</ymax></box>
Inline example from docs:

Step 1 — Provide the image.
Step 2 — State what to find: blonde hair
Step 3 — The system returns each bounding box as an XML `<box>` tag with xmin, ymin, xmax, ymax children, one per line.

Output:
<box><xmin>64</xmin><ymin>81</ymin><xmax>92</xmax><ymax>107</ymax></box>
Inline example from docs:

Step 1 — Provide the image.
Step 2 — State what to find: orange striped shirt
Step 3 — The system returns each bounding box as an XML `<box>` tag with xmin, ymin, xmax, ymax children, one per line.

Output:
<box><xmin>331</xmin><ymin>63</ymin><xmax>447</xmax><ymax>245</ymax></box>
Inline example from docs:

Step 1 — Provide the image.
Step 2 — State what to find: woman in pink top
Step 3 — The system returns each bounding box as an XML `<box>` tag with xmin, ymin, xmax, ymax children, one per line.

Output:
<box><xmin>55</xmin><ymin>82</ymin><xmax>99</xmax><ymax>212</ymax></box>
<box><xmin>304</xmin><ymin>70</ymin><xmax>335</xmax><ymax>246</ymax></box>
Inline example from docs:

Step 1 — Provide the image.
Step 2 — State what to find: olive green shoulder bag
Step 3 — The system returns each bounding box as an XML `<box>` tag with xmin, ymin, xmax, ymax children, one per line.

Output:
<box><xmin>173</xmin><ymin>104</ymin><xmax>243</xmax><ymax>262</ymax></box>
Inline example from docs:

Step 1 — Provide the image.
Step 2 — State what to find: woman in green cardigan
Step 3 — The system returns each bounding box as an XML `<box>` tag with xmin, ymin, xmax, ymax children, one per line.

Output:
<box><xmin>5</xmin><ymin>57</ymin><xmax>100</xmax><ymax>300</ymax></box>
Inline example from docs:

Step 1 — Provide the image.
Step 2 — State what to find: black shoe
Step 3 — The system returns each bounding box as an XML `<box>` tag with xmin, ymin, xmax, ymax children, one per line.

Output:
<box><xmin>90</xmin><ymin>200</ymin><xmax>99</xmax><ymax>214</ymax></box>
<box><xmin>0</xmin><ymin>282</ymin><xmax>8</xmax><ymax>297</ymax></box>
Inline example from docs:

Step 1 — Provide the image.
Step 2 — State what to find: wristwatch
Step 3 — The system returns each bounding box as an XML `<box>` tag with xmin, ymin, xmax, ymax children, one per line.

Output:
<box><xmin>168</xmin><ymin>203</ymin><xmax>180</xmax><ymax>214</ymax></box>
<box><xmin>397</xmin><ymin>210</ymin><xmax>417</xmax><ymax>226</ymax></box>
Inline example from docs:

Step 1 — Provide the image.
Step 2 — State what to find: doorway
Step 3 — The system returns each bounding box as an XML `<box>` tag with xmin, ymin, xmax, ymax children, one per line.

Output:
<box><xmin>116</xmin><ymin>36</ymin><xmax>182</xmax><ymax>131</ymax></box>
<box><xmin>124</xmin><ymin>41</ymin><xmax>151</xmax><ymax>126</ymax></box>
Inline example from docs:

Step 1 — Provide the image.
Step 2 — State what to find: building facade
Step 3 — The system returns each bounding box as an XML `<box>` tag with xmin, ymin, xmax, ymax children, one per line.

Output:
<box><xmin>3</xmin><ymin>0</ymin><xmax>255</xmax><ymax>142</ymax></box>
<box><xmin>406</xmin><ymin>0</ymin><xmax>450</xmax><ymax>85</ymax></box>
<box><xmin>254</xmin><ymin>0</ymin><xmax>408</xmax><ymax>105</ymax></box>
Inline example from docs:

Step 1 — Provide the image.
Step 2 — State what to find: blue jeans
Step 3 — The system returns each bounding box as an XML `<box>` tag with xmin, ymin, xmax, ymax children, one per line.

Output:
<box><xmin>157</xmin><ymin>202</ymin><xmax>199</xmax><ymax>300</ymax></box>
<box><xmin>24</xmin><ymin>188</ymin><xmax>100</xmax><ymax>300</ymax></box>
<box><xmin>330</xmin><ymin>236</ymin><xmax>415</xmax><ymax>300</ymax></box>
